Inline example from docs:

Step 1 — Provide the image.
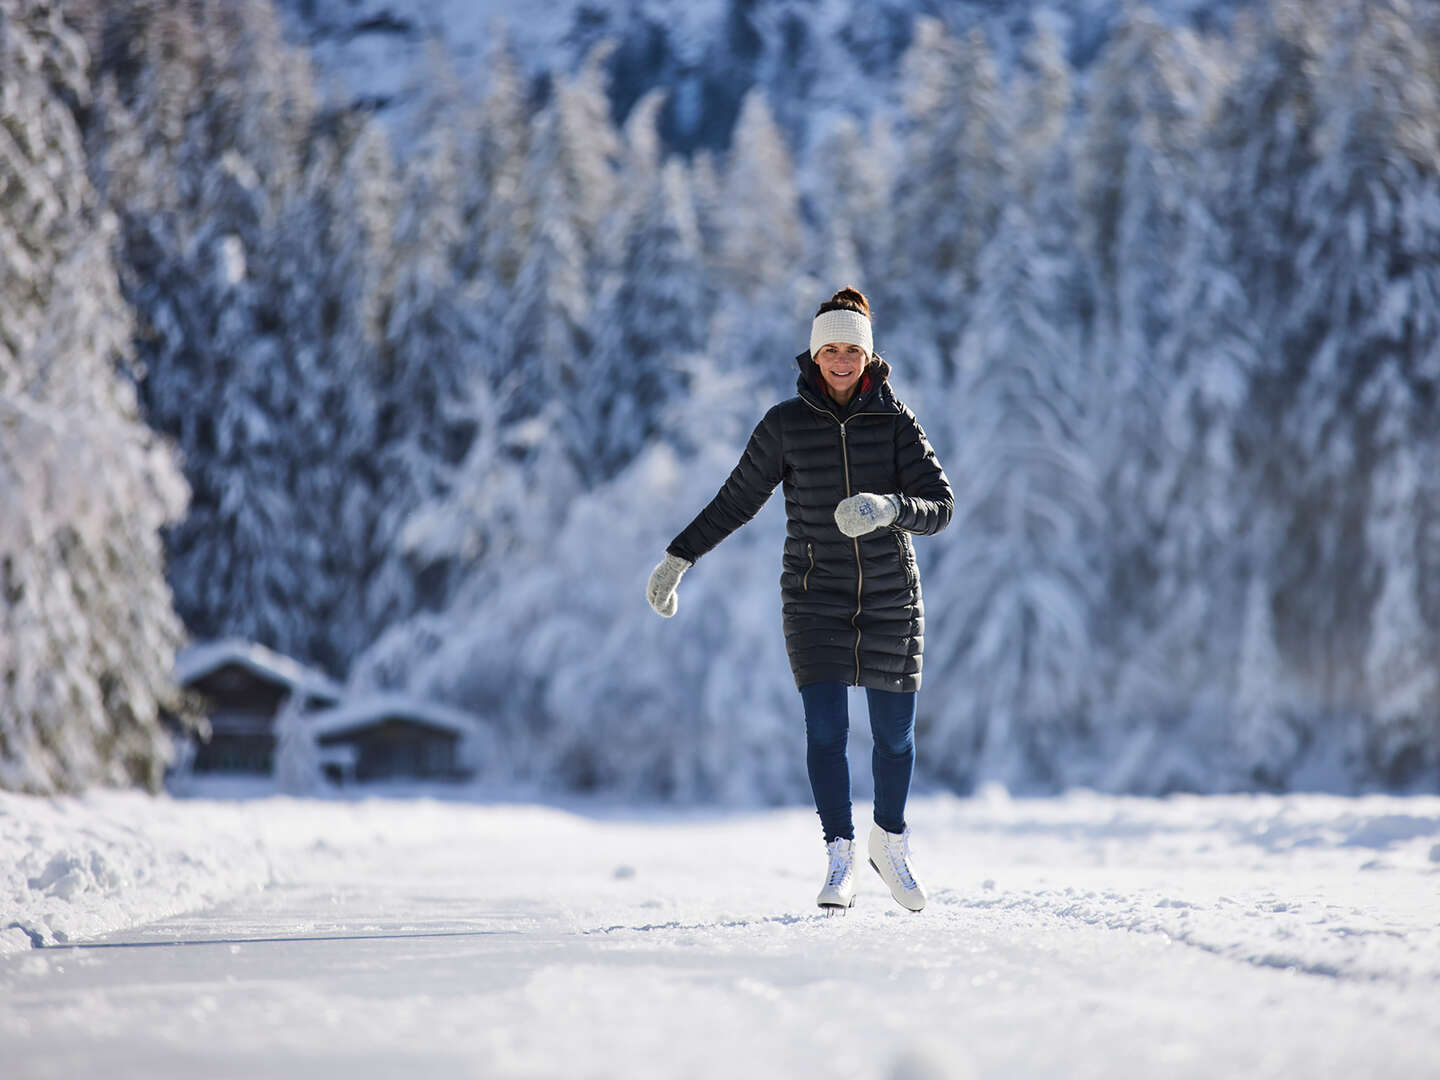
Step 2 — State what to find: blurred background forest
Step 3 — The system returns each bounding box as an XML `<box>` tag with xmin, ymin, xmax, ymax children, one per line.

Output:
<box><xmin>3</xmin><ymin>0</ymin><xmax>1440</xmax><ymax>799</ymax></box>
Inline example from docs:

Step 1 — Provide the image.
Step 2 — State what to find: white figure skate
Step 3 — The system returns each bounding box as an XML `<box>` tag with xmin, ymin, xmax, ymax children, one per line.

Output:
<box><xmin>868</xmin><ymin>825</ymin><xmax>927</xmax><ymax>911</ymax></box>
<box><xmin>816</xmin><ymin>837</ymin><xmax>857</xmax><ymax>915</ymax></box>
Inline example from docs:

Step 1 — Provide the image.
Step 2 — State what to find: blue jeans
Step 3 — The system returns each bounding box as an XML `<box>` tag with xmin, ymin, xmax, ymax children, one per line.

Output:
<box><xmin>800</xmin><ymin>682</ymin><xmax>916</xmax><ymax>842</ymax></box>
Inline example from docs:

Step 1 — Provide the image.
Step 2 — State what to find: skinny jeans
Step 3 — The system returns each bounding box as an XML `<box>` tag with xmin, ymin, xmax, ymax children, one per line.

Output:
<box><xmin>800</xmin><ymin>682</ymin><xmax>916</xmax><ymax>842</ymax></box>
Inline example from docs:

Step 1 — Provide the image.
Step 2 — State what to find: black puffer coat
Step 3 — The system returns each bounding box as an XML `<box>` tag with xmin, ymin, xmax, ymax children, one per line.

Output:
<box><xmin>668</xmin><ymin>354</ymin><xmax>953</xmax><ymax>692</ymax></box>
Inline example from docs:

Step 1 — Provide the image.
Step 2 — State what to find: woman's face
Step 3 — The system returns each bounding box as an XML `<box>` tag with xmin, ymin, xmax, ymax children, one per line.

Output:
<box><xmin>814</xmin><ymin>341</ymin><xmax>867</xmax><ymax>400</ymax></box>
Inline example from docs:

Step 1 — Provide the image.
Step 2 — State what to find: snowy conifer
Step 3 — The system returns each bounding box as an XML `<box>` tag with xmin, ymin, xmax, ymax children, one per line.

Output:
<box><xmin>0</xmin><ymin>0</ymin><xmax>190</xmax><ymax>793</ymax></box>
<box><xmin>1082</xmin><ymin>12</ymin><xmax>1255</xmax><ymax>772</ymax></box>
<box><xmin>499</xmin><ymin>46</ymin><xmax>620</xmax><ymax>436</ymax></box>
<box><xmin>1012</xmin><ymin>22</ymin><xmax>1073</xmax><ymax>201</ymax></box>
<box><xmin>460</xmin><ymin>24</ymin><xmax>531</xmax><ymax>292</ymax></box>
<box><xmin>688</xmin><ymin>149</ymin><xmax>725</xmax><ymax>262</ymax></box>
<box><xmin>1230</xmin><ymin>571</ymin><xmax>1301</xmax><ymax>789</ymax></box>
<box><xmin>710</xmin><ymin>89</ymin><xmax>807</xmax><ymax>393</ymax></box>
<box><xmin>584</xmin><ymin>158</ymin><xmax>707</xmax><ymax>481</ymax></box>
<box><xmin>925</xmin><ymin>189</ymin><xmax>1100</xmax><ymax>792</ymax></box>
<box><xmin>365</xmin><ymin>120</ymin><xmax>483</xmax><ymax>624</ymax></box>
<box><xmin>889</xmin><ymin>20</ymin><xmax>1006</xmax><ymax>349</ymax></box>
<box><xmin>800</xmin><ymin>115</ymin><xmax>895</xmax><ymax>292</ymax></box>
<box><xmin>1231</xmin><ymin>3</ymin><xmax>1440</xmax><ymax>734</ymax></box>
<box><xmin>717</xmin><ymin>89</ymin><xmax>803</xmax><ymax>299</ymax></box>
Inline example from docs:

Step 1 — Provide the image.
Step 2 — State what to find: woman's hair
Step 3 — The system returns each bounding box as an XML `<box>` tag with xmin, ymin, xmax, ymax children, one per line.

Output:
<box><xmin>816</xmin><ymin>286</ymin><xmax>871</xmax><ymax>321</ymax></box>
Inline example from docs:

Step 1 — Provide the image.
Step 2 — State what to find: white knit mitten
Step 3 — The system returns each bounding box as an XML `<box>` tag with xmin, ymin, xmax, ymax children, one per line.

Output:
<box><xmin>646</xmin><ymin>553</ymin><xmax>693</xmax><ymax>617</ymax></box>
<box><xmin>834</xmin><ymin>493</ymin><xmax>901</xmax><ymax>537</ymax></box>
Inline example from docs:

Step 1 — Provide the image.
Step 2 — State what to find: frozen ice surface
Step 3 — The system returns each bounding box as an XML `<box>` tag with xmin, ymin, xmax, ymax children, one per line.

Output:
<box><xmin>3</xmin><ymin>787</ymin><xmax>1439</xmax><ymax>1078</ymax></box>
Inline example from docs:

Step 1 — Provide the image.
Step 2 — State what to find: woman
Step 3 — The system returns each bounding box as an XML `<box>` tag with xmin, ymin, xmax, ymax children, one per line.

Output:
<box><xmin>646</xmin><ymin>287</ymin><xmax>953</xmax><ymax>914</ymax></box>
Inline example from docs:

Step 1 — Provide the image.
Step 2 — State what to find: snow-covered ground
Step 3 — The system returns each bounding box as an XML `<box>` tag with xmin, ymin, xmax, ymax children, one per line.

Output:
<box><xmin>3</xmin><ymin>786</ymin><xmax>1439</xmax><ymax>1078</ymax></box>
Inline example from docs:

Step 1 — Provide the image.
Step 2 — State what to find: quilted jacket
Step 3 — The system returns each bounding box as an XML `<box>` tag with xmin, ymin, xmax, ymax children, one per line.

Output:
<box><xmin>667</xmin><ymin>353</ymin><xmax>953</xmax><ymax>692</ymax></box>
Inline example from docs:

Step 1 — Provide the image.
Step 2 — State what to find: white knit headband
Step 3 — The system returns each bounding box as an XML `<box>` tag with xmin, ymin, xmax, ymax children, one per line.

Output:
<box><xmin>810</xmin><ymin>308</ymin><xmax>873</xmax><ymax>359</ymax></box>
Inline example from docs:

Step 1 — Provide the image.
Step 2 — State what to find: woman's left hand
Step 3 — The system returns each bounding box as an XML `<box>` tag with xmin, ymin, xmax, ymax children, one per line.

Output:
<box><xmin>834</xmin><ymin>493</ymin><xmax>900</xmax><ymax>537</ymax></box>
<box><xmin>646</xmin><ymin>553</ymin><xmax>692</xmax><ymax>617</ymax></box>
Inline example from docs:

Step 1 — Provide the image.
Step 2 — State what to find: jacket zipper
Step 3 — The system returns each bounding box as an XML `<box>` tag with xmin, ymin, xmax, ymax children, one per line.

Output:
<box><xmin>801</xmin><ymin>396</ymin><xmax>881</xmax><ymax>687</ymax></box>
<box><xmin>803</xmin><ymin>542</ymin><xmax>814</xmax><ymax>592</ymax></box>
<box><xmin>840</xmin><ymin>422</ymin><xmax>863</xmax><ymax>686</ymax></box>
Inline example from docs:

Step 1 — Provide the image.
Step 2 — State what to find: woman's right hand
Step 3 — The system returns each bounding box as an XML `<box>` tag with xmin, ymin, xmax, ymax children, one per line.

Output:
<box><xmin>647</xmin><ymin>554</ymin><xmax>693</xmax><ymax>617</ymax></box>
<box><xmin>835</xmin><ymin>492</ymin><xmax>900</xmax><ymax>537</ymax></box>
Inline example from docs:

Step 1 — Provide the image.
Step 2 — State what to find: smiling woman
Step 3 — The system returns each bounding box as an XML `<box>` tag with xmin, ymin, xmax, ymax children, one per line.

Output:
<box><xmin>810</xmin><ymin>295</ymin><xmax>875</xmax><ymax>407</ymax></box>
<box><xmin>645</xmin><ymin>285</ymin><xmax>954</xmax><ymax>915</ymax></box>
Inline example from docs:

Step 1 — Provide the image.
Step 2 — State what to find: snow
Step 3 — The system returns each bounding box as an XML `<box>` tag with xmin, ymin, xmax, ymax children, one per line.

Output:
<box><xmin>4</xmin><ymin>787</ymin><xmax>1439</xmax><ymax>1077</ymax></box>
<box><xmin>173</xmin><ymin>638</ymin><xmax>344</xmax><ymax>701</ymax></box>
<box><xmin>304</xmin><ymin>692</ymin><xmax>486</xmax><ymax>740</ymax></box>
<box><xmin>281</xmin><ymin>0</ymin><xmax>590</xmax><ymax>140</ymax></box>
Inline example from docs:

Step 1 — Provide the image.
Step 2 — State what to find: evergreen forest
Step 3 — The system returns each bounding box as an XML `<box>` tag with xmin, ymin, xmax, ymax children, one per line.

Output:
<box><xmin>3</xmin><ymin>0</ymin><xmax>1440</xmax><ymax>798</ymax></box>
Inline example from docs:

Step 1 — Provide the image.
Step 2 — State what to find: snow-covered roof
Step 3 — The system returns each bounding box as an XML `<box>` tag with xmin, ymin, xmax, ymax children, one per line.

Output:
<box><xmin>305</xmin><ymin>693</ymin><xmax>483</xmax><ymax>741</ymax></box>
<box><xmin>173</xmin><ymin>638</ymin><xmax>343</xmax><ymax>702</ymax></box>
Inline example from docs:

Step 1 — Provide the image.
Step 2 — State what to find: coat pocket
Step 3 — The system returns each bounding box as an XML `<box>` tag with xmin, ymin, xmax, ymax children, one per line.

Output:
<box><xmin>894</xmin><ymin>531</ymin><xmax>917</xmax><ymax>589</ymax></box>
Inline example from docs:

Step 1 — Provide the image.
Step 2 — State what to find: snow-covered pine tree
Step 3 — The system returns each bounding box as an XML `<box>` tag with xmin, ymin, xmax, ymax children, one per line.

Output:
<box><xmin>380</xmin><ymin>347</ymin><xmax>798</xmax><ymax>803</ymax></box>
<box><xmin>83</xmin><ymin>0</ymin><xmax>315</xmax><ymax>253</ymax></box>
<box><xmin>0</xmin><ymin>0</ymin><xmax>190</xmax><ymax>794</ymax></box>
<box><xmin>1230</xmin><ymin>570</ymin><xmax>1303</xmax><ymax>790</ymax></box>
<box><xmin>889</xmin><ymin>14</ymin><xmax>960</xmax><ymax>339</ymax></box>
<box><xmin>1091</xmin><ymin>7</ymin><xmax>1216</xmax><ymax>353</ymax></box>
<box><xmin>1296</xmin><ymin>1</ymin><xmax>1440</xmax><ymax>788</ymax></box>
<box><xmin>584</xmin><ymin>154</ymin><xmax>707</xmax><ymax>482</ymax></box>
<box><xmin>83</xmin><ymin>0</ymin><xmax>390</xmax><ymax>675</ymax></box>
<box><xmin>364</xmin><ymin>111</ymin><xmax>485</xmax><ymax>626</ymax></box>
<box><xmin>499</xmin><ymin>46</ymin><xmax>620</xmax><ymax>447</ymax></box>
<box><xmin>716</xmin><ymin>88</ymin><xmax>803</xmax><ymax>300</ymax></box>
<box><xmin>502</xmin><ymin>136</ymin><xmax>593</xmax><ymax>434</ymax></box>
<box><xmin>1110</xmin><ymin>191</ymin><xmax>1266</xmax><ymax>771</ymax></box>
<box><xmin>688</xmin><ymin>149</ymin><xmax>725</xmax><ymax>264</ymax></box>
<box><xmin>1012</xmin><ymin>21</ymin><xmax>1073</xmax><ymax>205</ymax></box>
<box><xmin>1361</xmin><ymin>378</ymin><xmax>1437</xmax><ymax>788</ymax></box>
<box><xmin>150</xmin><ymin>150</ymin><xmax>304</xmax><ymax>662</ymax></box>
<box><xmin>1082</xmin><ymin>6</ymin><xmax>1216</xmax><ymax>551</ymax></box>
<box><xmin>459</xmin><ymin>23</ymin><xmax>531</xmax><ymax>293</ymax></box>
<box><xmin>342</xmin><ymin>21</ymin><xmax>552</xmax><ymax>621</ymax></box>
<box><xmin>281</xmin><ymin>121</ymin><xmax>396</xmax><ymax>670</ymax></box>
<box><xmin>888</xmin><ymin>20</ymin><xmax>1005</xmax><ymax>363</ymax></box>
<box><xmin>799</xmin><ymin>115</ymin><xmax>895</xmax><ymax>296</ymax></box>
<box><xmin>923</xmin><ymin>180</ymin><xmax>1100</xmax><ymax>792</ymax></box>
<box><xmin>711</xmin><ymin>88</ymin><xmax>806</xmax><ymax>392</ymax></box>
<box><xmin>349</xmin><ymin>346</ymin><xmax>583</xmax><ymax>704</ymax></box>
<box><xmin>351</xmin><ymin>59</ymin><xmax>612</xmax><ymax>691</ymax></box>
<box><xmin>1187</xmin><ymin>3</ymin><xmax>1327</xmax><ymax>782</ymax></box>
<box><xmin>1228</xmin><ymin>1</ymin><xmax>1440</xmax><ymax>760</ymax></box>
<box><xmin>351</xmin><ymin>78</ymin><xmax>594</xmax><ymax>695</ymax></box>
<box><xmin>1082</xmin><ymin>11</ymin><xmax>1250</xmax><ymax>768</ymax></box>
<box><xmin>1079</xmin><ymin>2</ymin><xmax>1165</xmax><ymax>300</ymax></box>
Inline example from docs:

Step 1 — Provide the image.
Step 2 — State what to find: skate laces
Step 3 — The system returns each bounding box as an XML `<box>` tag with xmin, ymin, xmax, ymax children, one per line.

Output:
<box><xmin>825</xmin><ymin>839</ymin><xmax>853</xmax><ymax>886</ymax></box>
<box><xmin>883</xmin><ymin>831</ymin><xmax>916</xmax><ymax>889</ymax></box>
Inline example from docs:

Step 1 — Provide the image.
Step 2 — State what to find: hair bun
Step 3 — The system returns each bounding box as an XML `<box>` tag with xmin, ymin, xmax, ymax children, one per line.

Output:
<box><xmin>817</xmin><ymin>286</ymin><xmax>872</xmax><ymax>320</ymax></box>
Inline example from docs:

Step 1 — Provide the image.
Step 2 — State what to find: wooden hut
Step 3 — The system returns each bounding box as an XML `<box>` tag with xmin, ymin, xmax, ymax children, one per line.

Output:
<box><xmin>174</xmin><ymin>639</ymin><xmax>342</xmax><ymax>774</ymax></box>
<box><xmin>306</xmin><ymin>694</ymin><xmax>484</xmax><ymax>783</ymax></box>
